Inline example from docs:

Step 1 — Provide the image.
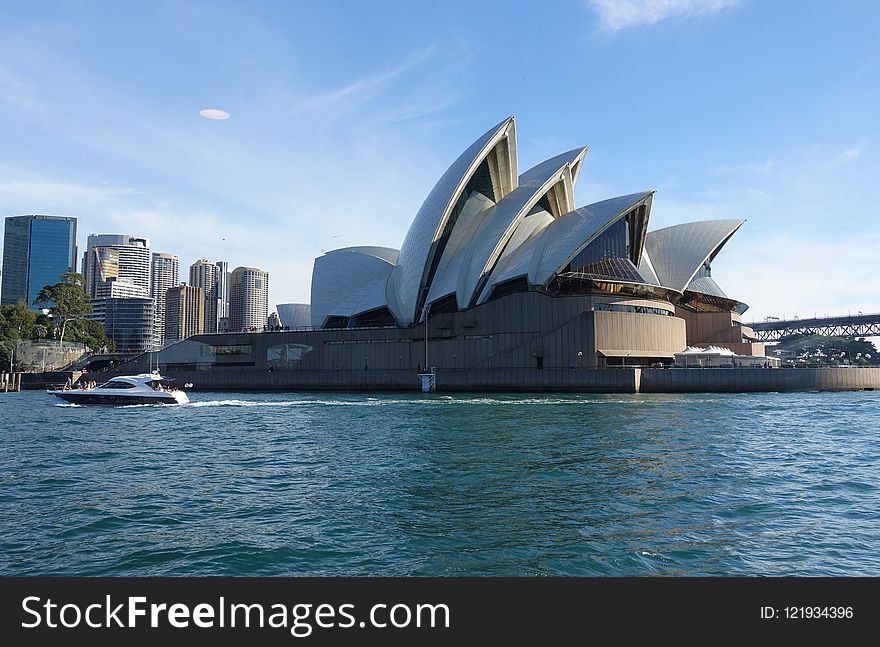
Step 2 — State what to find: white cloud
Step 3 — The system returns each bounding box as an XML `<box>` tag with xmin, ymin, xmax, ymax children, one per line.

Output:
<box><xmin>0</xmin><ymin>178</ymin><xmax>138</xmax><ymax>215</ymax></box>
<box><xmin>834</xmin><ymin>142</ymin><xmax>864</xmax><ymax>165</ymax></box>
<box><xmin>586</xmin><ymin>0</ymin><xmax>739</xmax><ymax>31</ymax></box>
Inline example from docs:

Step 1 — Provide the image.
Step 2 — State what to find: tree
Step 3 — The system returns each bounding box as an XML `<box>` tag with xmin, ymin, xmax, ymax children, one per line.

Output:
<box><xmin>68</xmin><ymin>318</ymin><xmax>113</xmax><ymax>352</ymax></box>
<box><xmin>1</xmin><ymin>301</ymin><xmax>36</xmax><ymax>338</ymax></box>
<box><xmin>32</xmin><ymin>324</ymin><xmax>48</xmax><ymax>340</ymax></box>
<box><xmin>32</xmin><ymin>272</ymin><xmax>91</xmax><ymax>348</ymax></box>
<box><xmin>774</xmin><ymin>333</ymin><xmax>879</xmax><ymax>366</ymax></box>
<box><xmin>0</xmin><ymin>302</ymin><xmax>37</xmax><ymax>370</ymax></box>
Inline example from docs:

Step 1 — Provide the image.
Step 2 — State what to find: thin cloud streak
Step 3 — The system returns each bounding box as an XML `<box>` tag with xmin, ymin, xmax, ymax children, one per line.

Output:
<box><xmin>0</xmin><ymin>178</ymin><xmax>138</xmax><ymax>214</ymax></box>
<box><xmin>586</xmin><ymin>0</ymin><xmax>740</xmax><ymax>31</ymax></box>
<box><xmin>0</xmin><ymin>64</ymin><xmax>42</xmax><ymax>111</ymax></box>
<box><xmin>713</xmin><ymin>159</ymin><xmax>775</xmax><ymax>176</ymax></box>
<box><xmin>290</xmin><ymin>46</ymin><xmax>436</xmax><ymax>115</ymax></box>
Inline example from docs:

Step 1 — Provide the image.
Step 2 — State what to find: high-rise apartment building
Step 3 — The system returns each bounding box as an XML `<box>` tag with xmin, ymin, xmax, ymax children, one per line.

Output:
<box><xmin>94</xmin><ymin>278</ymin><xmax>148</xmax><ymax>300</ymax></box>
<box><xmin>87</xmin><ymin>297</ymin><xmax>155</xmax><ymax>353</ymax></box>
<box><xmin>216</xmin><ymin>260</ymin><xmax>230</xmax><ymax>321</ymax></box>
<box><xmin>150</xmin><ymin>252</ymin><xmax>179</xmax><ymax>348</ymax></box>
<box><xmin>189</xmin><ymin>259</ymin><xmax>218</xmax><ymax>333</ymax></box>
<box><xmin>165</xmin><ymin>284</ymin><xmax>204</xmax><ymax>342</ymax></box>
<box><xmin>229</xmin><ymin>266</ymin><xmax>268</xmax><ymax>332</ymax></box>
<box><xmin>1</xmin><ymin>215</ymin><xmax>77</xmax><ymax>309</ymax></box>
<box><xmin>81</xmin><ymin>234</ymin><xmax>151</xmax><ymax>299</ymax></box>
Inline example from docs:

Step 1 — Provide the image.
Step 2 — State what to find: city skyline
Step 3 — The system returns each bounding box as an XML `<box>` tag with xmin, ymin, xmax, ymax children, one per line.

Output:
<box><xmin>8</xmin><ymin>218</ymin><xmax>267</xmax><ymax>315</ymax></box>
<box><xmin>0</xmin><ymin>1</ymin><xmax>878</xmax><ymax>322</ymax></box>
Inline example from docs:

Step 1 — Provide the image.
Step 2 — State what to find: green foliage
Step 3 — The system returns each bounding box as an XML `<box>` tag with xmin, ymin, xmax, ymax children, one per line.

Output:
<box><xmin>32</xmin><ymin>272</ymin><xmax>92</xmax><ymax>347</ymax></box>
<box><xmin>774</xmin><ymin>334</ymin><xmax>878</xmax><ymax>365</ymax></box>
<box><xmin>0</xmin><ymin>302</ymin><xmax>37</xmax><ymax>369</ymax></box>
<box><xmin>31</xmin><ymin>324</ymin><xmax>48</xmax><ymax>340</ymax></box>
<box><xmin>67</xmin><ymin>318</ymin><xmax>113</xmax><ymax>352</ymax></box>
<box><xmin>1</xmin><ymin>301</ymin><xmax>37</xmax><ymax>337</ymax></box>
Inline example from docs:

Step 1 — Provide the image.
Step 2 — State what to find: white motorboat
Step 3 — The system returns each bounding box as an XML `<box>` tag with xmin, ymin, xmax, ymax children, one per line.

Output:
<box><xmin>47</xmin><ymin>372</ymin><xmax>189</xmax><ymax>405</ymax></box>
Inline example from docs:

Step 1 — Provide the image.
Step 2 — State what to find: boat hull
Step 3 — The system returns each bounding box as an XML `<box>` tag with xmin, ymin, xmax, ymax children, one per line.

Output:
<box><xmin>47</xmin><ymin>391</ymin><xmax>187</xmax><ymax>405</ymax></box>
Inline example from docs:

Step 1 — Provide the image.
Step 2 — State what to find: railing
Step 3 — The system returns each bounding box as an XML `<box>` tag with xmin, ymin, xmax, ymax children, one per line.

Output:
<box><xmin>199</xmin><ymin>324</ymin><xmax>403</xmax><ymax>335</ymax></box>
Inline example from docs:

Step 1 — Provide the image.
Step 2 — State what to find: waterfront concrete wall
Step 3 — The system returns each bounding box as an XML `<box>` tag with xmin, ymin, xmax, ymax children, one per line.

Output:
<box><xmin>640</xmin><ymin>367</ymin><xmax>880</xmax><ymax>392</ymax></box>
<box><xmin>19</xmin><ymin>371</ymin><xmax>78</xmax><ymax>390</ymax></box>
<box><xmin>80</xmin><ymin>367</ymin><xmax>641</xmax><ymax>393</ymax></box>
<box><xmin>77</xmin><ymin>366</ymin><xmax>880</xmax><ymax>393</ymax></box>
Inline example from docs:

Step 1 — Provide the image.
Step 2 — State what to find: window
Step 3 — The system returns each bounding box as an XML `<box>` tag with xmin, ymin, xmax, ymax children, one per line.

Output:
<box><xmin>203</xmin><ymin>344</ymin><xmax>252</xmax><ymax>355</ymax></box>
<box><xmin>569</xmin><ymin>217</ymin><xmax>628</xmax><ymax>270</ymax></box>
<box><xmin>267</xmin><ymin>343</ymin><xmax>313</xmax><ymax>369</ymax></box>
<box><xmin>99</xmin><ymin>381</ymin><xmax>136</xmax><ymax>389</ymax></box>
<box><xmin>595</xmin><ymin>303</ymin><xmax>672</xmax><ymax>316</ymax></box>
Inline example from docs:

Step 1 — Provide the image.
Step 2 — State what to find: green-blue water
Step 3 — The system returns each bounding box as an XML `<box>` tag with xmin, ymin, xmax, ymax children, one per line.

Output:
<box><xmin>1</xmin><ymin>390</ymin><xmax>878</xmax><ymax>576</ymax></box>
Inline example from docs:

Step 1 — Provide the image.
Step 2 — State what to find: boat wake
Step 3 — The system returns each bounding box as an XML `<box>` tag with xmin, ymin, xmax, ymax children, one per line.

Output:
<box><xmin>184</xmin><ymin>395</ymin><xmax>713</xmax><ymax>408</ymax></box>
<box><xmin>188</xmin><ymin>399</ymin><xmax>324</xmax><ymax>408</ymax></box>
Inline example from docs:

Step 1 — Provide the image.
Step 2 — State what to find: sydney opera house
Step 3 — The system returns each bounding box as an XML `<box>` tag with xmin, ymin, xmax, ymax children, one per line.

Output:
<box><xmin>116</xmin><ymin>116</ymin><xmax>782</xmax><ymax>391</ymax></box>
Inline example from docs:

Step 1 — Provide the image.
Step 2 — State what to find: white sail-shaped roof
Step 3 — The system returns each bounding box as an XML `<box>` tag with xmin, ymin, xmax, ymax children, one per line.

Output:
<box><xmin>386</xmin><ymin>117</ymin><xmax>517</xmax><ymax>325</ymax></box>
<box><xmin>425</xmin><ymin>148</ymin><xmax>585</xmax><ymax>310</ymax></box>
<box><xmin>475</xmin><ymin>211</ymin><xmax>554</xmax><ymax>304</ymax></box>
<box><xmin>310</xmin><ymin>246</ymin><xmax>398</xmax><ymax>327</ymax></box>
<box><xmin>422</xmin><ymin>192</ymin><xmax>496</xmax><ymax>306</ymax></box>
<box><xmin>276</xmin><ymin>303</ymin><xmax>312</xmax><ymax>328</ymax></box>
<box><xmin>686</xmin><ymin>275</ymin><xmax>728</xmax><ymax>298</ymax></box>
<box><xmin>528</xmin><ymin>192</ymin><xmax>654</xmax><ymax>287</ymax></box>
<box><xmin>643</xmin><ymin>219</ymin><xmax>744</xmax><ymax>293</ymax></box>
<box><xmin>448</xmin><ymin>147</ymin><xmax>588</xmax><ymax>309</ymax></box>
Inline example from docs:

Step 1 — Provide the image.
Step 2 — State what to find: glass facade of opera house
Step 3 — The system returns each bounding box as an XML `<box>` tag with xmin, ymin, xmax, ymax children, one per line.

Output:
<box><xmin>105</xmin><ymin>117</ymin><xmax>772</xmax><ymax>388</ymax></box>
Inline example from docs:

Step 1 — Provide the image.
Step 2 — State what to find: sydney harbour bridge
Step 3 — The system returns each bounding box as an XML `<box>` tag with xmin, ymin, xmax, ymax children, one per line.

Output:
<box><xmin>746</xmin><ymin>312</ymin><xmax>880</xmax><ymax>342</ymax></box>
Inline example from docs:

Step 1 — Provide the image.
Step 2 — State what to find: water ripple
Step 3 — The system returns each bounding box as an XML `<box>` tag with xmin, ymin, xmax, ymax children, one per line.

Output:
<box><xmin>2</xmin><ymin>390</ymin><xmax>880</xmax><ymax>575</ymax></box>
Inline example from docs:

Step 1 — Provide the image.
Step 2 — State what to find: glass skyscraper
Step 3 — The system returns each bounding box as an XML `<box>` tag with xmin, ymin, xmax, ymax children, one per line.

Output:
<box><xmin>1</xmin><ymin>215</ymin><xmax>77</xmax><ymax>310</ymax></box>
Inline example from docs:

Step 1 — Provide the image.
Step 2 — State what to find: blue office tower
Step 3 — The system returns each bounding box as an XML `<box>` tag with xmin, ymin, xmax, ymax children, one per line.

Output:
<box><xmin>1</xmin><ymin>215</ymin><xmax>78</xmax><ymax>310</ymax></box>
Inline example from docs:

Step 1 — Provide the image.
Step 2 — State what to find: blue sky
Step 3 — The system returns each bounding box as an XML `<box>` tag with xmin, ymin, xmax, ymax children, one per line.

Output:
<box><xmin>1</xmin><ymin>0</ymin><xmax>878</xmax><ymax>322</ymax></box>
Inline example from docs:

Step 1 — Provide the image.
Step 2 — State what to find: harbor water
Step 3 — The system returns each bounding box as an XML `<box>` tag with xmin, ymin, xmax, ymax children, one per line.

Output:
<box><xmin>1</xmin><ymin>390</ymin><xmax>878</xmax><ymax>576</ymax></box>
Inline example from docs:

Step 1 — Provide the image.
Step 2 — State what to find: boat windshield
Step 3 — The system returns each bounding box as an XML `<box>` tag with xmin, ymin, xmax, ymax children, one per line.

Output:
<box><xmin>98</xmin><ymin>381</ymin><xmax>137</xmax><ymax>389</ymax></box>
